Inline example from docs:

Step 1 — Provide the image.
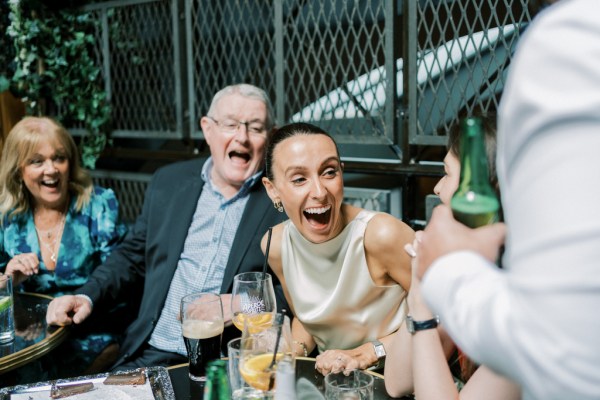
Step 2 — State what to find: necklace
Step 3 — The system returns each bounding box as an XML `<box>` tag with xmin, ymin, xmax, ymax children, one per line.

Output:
<box><xmin>35</xmin><ymin>214</ymin><xmax>66</xmax><ymax>264</ymax></box>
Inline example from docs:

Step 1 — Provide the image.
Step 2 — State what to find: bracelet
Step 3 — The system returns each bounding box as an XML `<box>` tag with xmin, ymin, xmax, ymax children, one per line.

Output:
<box><xmin>293</xmin><ymin>340</ymin><xmax>308</xmax><ymax>357</ymax></box>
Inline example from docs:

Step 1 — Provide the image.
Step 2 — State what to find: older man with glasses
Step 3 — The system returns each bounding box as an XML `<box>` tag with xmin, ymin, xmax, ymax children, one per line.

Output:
<box><xmin>46</xmin><ymin>83</ymin><xmax>288</xmax><ymax>371</ymax></box>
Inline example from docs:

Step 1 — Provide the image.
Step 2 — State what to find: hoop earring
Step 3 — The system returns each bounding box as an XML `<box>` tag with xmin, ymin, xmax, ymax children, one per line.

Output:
<box><xmin>273</xmin><ymin>200</ymin><xmax>284</xmax><ymax>213</ymax></box>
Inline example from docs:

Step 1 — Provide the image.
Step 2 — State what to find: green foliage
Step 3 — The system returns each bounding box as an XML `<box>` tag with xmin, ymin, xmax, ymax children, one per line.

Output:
<box><xmin>6</xmin><ymin>0</ymin><xmax>111</xmax><ymax>169</ymax></box>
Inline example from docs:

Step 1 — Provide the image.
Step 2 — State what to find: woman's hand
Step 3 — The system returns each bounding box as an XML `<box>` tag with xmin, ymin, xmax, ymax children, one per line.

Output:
<box><xmin>315</xmin><ymin>342</ymin><xmax>377</xmax><ymax>376</ymax></box>
<box><xmin>5</xmin><ymin>253</ymin><xmax>40</xmax><ymax>286</ymax></box>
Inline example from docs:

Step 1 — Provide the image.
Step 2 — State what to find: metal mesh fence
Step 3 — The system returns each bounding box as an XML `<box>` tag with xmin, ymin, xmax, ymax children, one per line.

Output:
<box><xmin>79</xmin><ymin>0</ymin><xmax>534</xmax><ymax>160</ymax></box>
<box><xmin>90</xmin><ymin>170</ymin><xmax>400</xmax><ymax>224</ymax></box>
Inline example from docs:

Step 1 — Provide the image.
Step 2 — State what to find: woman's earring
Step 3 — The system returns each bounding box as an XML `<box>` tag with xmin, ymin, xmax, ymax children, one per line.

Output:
<box><xmin>273</xmin><ymin>200</ymin><xmax>284</xmax><ymax>213</ymax></box>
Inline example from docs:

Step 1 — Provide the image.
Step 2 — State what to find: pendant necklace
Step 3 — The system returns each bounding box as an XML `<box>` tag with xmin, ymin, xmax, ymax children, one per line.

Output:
<box><xmin>35</xmin><ymin>213</ymin><xmax>66</xmax><ymax>265</ymax></box>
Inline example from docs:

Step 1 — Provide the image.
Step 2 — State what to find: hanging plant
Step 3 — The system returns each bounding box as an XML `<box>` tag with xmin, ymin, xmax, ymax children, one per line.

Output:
<box><xmin>6</xmin><ymin>0</ymin><xmax>111</xmax><ymax>169</ymax></box>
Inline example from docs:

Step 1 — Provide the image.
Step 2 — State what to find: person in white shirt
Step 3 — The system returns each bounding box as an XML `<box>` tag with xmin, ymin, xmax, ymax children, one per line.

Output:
<box><xmin>414</xmin><ymin>1</ymin><xmax>600</xmax><ymax>399</ymax></box>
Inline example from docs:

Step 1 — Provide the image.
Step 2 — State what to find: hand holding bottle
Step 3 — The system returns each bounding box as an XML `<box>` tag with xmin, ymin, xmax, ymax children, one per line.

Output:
<box><xmin>414</xmin><ymin>205</ymin><xmax>506</xmax><ymax>280</ymax></box>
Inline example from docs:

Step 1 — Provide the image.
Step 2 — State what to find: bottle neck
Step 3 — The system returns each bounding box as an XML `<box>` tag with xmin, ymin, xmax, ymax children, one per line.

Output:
<box><xmin>456</xmin><ymin>120</ymin><xmax>495</xmax><ymax>196</ymax></box>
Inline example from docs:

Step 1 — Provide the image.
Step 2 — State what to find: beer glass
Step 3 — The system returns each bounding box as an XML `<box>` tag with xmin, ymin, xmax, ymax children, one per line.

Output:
<box><xmin>231</xmin><ymin>272</ymin><xmax>276</xmax><ymax>334</ymax></box>
<box><xmin>180</xmin><ymin>292</ymin><xmax>224</xmax><ymax>381</ymax></box>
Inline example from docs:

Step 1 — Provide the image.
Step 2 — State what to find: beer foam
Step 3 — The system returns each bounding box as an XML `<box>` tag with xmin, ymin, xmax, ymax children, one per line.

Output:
<box><xmin>182</xmin><ymin>319</ymin><xmax>224</xmax><ymax>339</ymax></box>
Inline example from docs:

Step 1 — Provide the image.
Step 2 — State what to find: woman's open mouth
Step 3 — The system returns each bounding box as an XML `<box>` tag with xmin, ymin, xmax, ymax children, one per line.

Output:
<box><xmin>303</xmin><ymin>205</ymin><xmax>332</xmax><ymax>229</ymax></box>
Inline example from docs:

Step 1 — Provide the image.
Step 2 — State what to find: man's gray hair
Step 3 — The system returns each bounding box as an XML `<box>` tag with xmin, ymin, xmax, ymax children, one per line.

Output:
<box><xmin>207</xmin><ymin>84</ymin><xmax>275</xmax><ymax>129</ymax></box>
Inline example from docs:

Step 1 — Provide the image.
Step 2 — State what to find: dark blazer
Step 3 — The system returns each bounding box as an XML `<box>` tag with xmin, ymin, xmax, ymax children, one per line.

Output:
<box><xmin>76</xmin><ymin>158</ymin><xmax>287</xmax><ymax>366</ymax></box>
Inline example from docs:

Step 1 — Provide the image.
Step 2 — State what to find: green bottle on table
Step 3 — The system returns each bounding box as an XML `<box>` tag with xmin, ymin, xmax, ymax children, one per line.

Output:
<box><xmin>203</xmin><ymin>360</ymin><xmax>231</xmax><ymax>400</ymax></box>
<box><xmin>451</xmin><ymin>117</ymin><xmax>500</xmax><ymax>228</ymax></box>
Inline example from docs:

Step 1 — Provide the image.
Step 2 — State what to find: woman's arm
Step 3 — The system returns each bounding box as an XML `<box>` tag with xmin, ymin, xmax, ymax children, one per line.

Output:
<box><xmin>459</xmin><ymin>366</ymin><xmax>521</xmax><ymax>400</ymax></box>
<box><xmin>291</xmin><ymin>317</ymin><xmax>316</xmax><ymax>357</ymax></box>
<box><xmin>385</xmin><ymin>236</ymin><xmax>457</xmax><ymax>397</ymax></box>
<box><xmin>363</xmin><ymin>212</ymin><xmax>414</xmax><ymax>291</ymax></box>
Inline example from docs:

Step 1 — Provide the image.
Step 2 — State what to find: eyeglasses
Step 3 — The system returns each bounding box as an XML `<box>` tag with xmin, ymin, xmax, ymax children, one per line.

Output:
<box><xmin>207</xmin><ymin>116</ymin><xmax>268</xmax><ymax>137</ymax></box>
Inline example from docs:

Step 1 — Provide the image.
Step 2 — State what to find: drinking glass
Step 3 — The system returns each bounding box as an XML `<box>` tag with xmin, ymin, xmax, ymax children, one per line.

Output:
<box><xmin>231</xmin><ymin>272</ymin><xmax>276</xmax><ymax>334</ymax></box>
<box><xmin>239</xmin><ymin>314</ymin><xmax>294</xmax><ymax>396</ymax></box>
<box><xmin>180</xmin><ymin>292</ymin><xmax>224</xmax><ymax>381</ymax></box>
<box><xmin>0</xmin><ymin>274</ymin><xmax>14</xmax><ymax>343</ymax></box>
<box><xmin>228</xmin><ymin>337</ymin><xmax>265</xmax><ymax>399</ymax></box>
<box><xmin>324</xmin><ymin>370</ymin><xmax>374</xmax><ymax>400</ymax></box>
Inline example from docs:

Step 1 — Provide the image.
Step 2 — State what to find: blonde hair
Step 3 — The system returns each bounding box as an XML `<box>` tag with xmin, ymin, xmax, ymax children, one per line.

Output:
<box><xmin>0</xmin><ymin>116</ymin><xmax>92</xmax><ymax>222</ymax></box>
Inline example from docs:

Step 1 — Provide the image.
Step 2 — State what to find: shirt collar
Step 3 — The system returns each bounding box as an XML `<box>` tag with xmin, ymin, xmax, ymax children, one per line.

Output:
<box><xmin>201</xmin><ymin>157</ymin><xmax>263</xmax><ymax>200</ymax></box>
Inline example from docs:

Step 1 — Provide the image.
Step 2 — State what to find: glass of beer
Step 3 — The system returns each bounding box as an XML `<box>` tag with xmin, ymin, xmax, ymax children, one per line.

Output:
<box><xmin>180</xmin><ymin>292</ymin><xmax>224</xmax><ymax>381</ymax></box>
<box><xmin>231</xmin><ymin>272</ymin><xmax>276</xmax><ymax>335</ymax></box>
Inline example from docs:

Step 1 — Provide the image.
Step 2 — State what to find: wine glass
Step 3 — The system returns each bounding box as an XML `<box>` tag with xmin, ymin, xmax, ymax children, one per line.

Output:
<box><xmin>231</xmin><ymin>272</ymin><xmax>276</xmax><ymax>334</ymax></box>
<box><xmin>239</xmin><ymin>314</ymin><xmax>294</xmax><ymax>396</ymax></box>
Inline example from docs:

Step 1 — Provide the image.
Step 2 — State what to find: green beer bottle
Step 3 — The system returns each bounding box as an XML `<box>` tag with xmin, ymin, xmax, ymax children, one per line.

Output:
<box><xmin>450</xmin><ymin>117</ymin><xmax>500</xmax><ymax>228</ymax></box>
<box><xmin>203</xmin><ymin>360</ymin><xmax>231</xmax><ymax>400</ymax></box>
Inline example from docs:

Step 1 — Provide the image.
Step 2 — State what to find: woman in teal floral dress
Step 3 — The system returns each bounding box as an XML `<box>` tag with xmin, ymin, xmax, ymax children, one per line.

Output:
<box><xmin>0</xmin><ymin>116</ymin><xmax>127</xmax><ymax>377</ymax></box>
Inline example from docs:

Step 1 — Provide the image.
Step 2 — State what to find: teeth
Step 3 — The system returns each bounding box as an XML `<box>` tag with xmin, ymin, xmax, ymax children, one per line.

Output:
<box><xmin>42</xmin><ymin>179</ymin><xmax>58</xmax><ymax>185</ymax></box>
<box><xmin>304</xmin><ymin>206</ymin><xmax>331</xmax><ymax>214</ymax></box>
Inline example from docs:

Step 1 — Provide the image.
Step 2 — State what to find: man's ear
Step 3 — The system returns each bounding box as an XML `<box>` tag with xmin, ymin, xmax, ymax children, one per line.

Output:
<box><xmin>200</xmin><ymin>117</ymin><xmax>213</xmax><ymax>145</ymax></box>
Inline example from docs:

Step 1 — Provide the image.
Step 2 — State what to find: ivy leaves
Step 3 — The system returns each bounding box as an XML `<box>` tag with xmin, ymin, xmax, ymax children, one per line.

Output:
<box><xmin>6</xmin><ymin>1</ymin><xmax>110</xmax><ymax>169</ymax></box>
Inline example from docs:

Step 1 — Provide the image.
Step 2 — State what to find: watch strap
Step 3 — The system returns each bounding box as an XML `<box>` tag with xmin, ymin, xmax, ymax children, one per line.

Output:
<box><xmin>406</xmin><ymin>315</ymin><xmax>440</xmax><ymax>334</ymax></box>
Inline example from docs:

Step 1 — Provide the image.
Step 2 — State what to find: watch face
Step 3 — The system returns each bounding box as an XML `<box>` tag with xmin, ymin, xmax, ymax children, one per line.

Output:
<box><xmin>372</xmin><ymin>341</ymin><xmax>386</xmax><ymax>359</ymax></box>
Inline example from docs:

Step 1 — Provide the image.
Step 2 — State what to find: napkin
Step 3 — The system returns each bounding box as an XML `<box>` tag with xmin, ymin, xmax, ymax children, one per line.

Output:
<box><xmin>296</xmin><ymin>377</ymin><xmax>325</xmax><ymax>400</ymax></box>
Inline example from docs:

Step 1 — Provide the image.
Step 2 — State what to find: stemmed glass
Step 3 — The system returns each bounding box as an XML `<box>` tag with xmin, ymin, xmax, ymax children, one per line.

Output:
<box><xmin>239</xmin><ymin>314</ymin><xmax>295</xmax><ymax>396</ymax></box>
<box><xmin>231</xmin><ymin>272</ymin><xmax>276</xmax><ymax>335</ymax></box>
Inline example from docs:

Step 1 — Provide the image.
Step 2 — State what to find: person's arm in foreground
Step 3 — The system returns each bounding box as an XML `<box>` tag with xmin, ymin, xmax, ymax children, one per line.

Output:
<box><xmin>417</xmin><ymin>3</ymin><xmax>600</xmax><ymax>397</ymax></box>
<box><xmin>386</xmin><ymin>234</ymin><xmax>518</xmax><ymax>399</ymax></box>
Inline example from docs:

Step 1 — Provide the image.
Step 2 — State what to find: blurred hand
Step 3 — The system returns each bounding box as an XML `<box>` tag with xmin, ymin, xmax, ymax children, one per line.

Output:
<box><xmin>16</xmin><ymin>321</ymin><xmax>44</xmax><ymax>341</ymax></box>
<box><xmin>415</xmin><ymin>205</ymin><xmax>506</xmax><ymax>280</ymax></box>
<box><xmin>5</xmin><ymin>253</ymin><xmax>40</xmax><ymax>286</ymax></box>
<box><xmin>46</xmin><ymin>295</ymin><xmax>92</xmax><ymax>326</ymax></box>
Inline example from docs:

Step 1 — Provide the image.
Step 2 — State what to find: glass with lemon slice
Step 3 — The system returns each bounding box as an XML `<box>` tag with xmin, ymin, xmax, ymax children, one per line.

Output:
<box><xmin>231</xmin><ymin>272</ymin><xmax>277</xmax><ymax>335</ymax></box>
<box><xmin>239</xmin><ymin>314</ymin><xmax>295</xmax><ymax>398</ymax></box>
<box><xmin>0</xmin><ymin>274</ymin><xmax>15</xmax><ymax>343</ymax></box>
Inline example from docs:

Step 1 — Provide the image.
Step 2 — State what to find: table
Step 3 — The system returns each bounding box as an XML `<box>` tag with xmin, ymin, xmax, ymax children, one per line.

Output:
<box><xmin>167</xmin><ymin>357</ymin><xmax>411</xmax><ymax>399</ymax></box>
<box><xmin>0</xmin><ymin>292</ymin><xmax>68</xmax><ymax>374</ymax></box>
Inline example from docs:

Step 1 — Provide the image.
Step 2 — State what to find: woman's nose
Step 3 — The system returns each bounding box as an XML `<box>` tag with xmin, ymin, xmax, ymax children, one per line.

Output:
<box><xmin>310</xmin><ymin>179</ymin><xmax>326</xmax><ymax>198</ymax></box>
<box><xmin>43</xmin><ymin>160</ymin><xmax>58</xmax><ymax>173</ymax></box>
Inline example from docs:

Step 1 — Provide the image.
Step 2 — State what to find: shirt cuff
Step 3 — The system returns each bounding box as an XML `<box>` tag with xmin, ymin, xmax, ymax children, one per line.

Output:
<box><xmin>75</xmin><ymin>294</ymin><xmax>94</xmax><ymax>309</ymax></box>
<box><xmin>421</xmin><ymin>250</ymin><xmax>494</xmax><ymax>314</ymax></box>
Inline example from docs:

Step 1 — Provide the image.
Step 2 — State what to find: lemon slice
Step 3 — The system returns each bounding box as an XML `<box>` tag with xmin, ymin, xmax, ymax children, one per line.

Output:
<box><xmin>232</xmin><ymin>312</ymin><xmax>273</xmax><ymax>333</ymax></box>
<box><xmin>0</xmin><ymin>296</ymin><xmax>12</xmax><ymax>314</ymax></box>
<box><xmin>240</xmin><ymin>353</ymin><xmax>282</xmax><ymax>391</ymax></box>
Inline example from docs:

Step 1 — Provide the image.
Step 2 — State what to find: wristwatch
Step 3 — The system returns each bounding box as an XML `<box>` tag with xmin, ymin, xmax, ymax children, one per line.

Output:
<box><xmin>406</xmin><ymin>315</ymin><xmax>440</xmax><ymax>334</ymax></box>
<box><xmin>371</xmin><ymin>340</ymin><xmax>386</xmax><ymax>368</ymax></box>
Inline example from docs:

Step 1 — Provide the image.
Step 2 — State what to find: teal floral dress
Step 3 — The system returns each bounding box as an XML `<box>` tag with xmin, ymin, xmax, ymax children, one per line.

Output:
<box><xmin>0</xmin><ymin>186</ymin><xmax>127</xmax><ymax>375</ymax></box>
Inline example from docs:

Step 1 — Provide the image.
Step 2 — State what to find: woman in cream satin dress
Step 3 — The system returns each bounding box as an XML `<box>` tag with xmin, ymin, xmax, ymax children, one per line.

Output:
<box><xmin>261</xmin><ymin>122</ymin><xmax>414</xmax><ymax>375</ymax></box>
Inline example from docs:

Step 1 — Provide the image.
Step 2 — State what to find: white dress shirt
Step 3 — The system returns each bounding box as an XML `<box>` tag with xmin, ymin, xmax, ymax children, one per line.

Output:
<box><xmin>422</xmin><ymin>1</ymin><xmax>600</xmax><ymax>399</ymax></box>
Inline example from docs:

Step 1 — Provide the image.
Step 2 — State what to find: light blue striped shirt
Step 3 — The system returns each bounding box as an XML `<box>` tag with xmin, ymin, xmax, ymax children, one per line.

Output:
<box><xmin>148</xmin><ymin>158</ymin><xmax>262</xmax><ymax>355</ymax></box>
